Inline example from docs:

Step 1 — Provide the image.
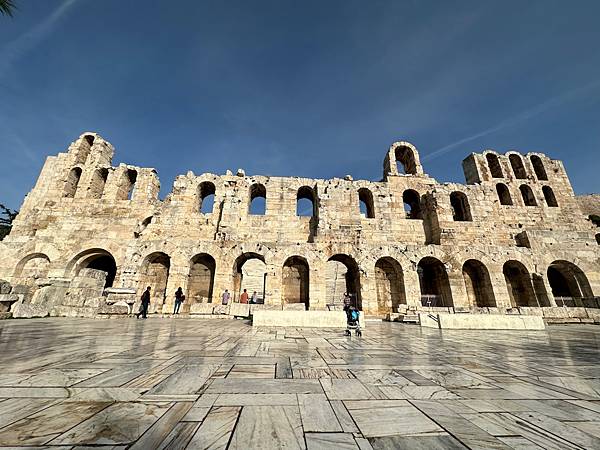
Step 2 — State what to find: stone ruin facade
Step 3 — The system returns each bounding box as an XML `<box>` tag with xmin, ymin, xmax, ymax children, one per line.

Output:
<box><xmin>0</xmin><ymin>132</ymin><xmax>599</xmax><ymax>322</ymax></box>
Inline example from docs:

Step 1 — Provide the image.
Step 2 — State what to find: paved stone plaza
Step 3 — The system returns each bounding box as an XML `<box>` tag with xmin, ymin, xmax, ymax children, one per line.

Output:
<box><xmin>0</xmin><ymin>319</ymin><xmax>599</xmax><ymax>449</ymax></box>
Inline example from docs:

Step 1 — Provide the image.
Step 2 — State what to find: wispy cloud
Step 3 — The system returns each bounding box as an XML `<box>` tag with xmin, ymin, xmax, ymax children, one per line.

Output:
<box><xmin>0</xmin><ymin>0</ymin><xmax>78</xmax><ymax>79</ymax></box>
<box><xmin>423</xmin><ymin>79</ymin><xmax>600</xmax><ymax>161</ymax></box>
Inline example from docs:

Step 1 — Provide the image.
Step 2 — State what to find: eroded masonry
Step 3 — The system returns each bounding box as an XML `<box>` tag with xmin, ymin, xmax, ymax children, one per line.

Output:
<box><xmin>0</xmin><ymin>133</ymin><xmax>599</xmax><ymax>320</ymax></box>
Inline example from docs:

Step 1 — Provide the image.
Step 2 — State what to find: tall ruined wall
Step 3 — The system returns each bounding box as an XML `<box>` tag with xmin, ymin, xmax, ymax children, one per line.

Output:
<box><xmin>0</xmin><ymin>133</ymin><xmax>598</xmax><ymax>317</ymax></box>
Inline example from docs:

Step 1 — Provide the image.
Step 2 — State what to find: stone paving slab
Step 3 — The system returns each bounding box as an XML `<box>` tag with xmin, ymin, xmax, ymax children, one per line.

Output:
<box><xmin>0</xmin><ymin>318</ymin><xmax>599</xmax><ymax>449</ymax></box>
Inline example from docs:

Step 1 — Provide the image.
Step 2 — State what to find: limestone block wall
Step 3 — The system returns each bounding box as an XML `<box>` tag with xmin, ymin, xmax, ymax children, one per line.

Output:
<box><xmin>0</xmin><ymin>132</ymin><xmax>598</xmax><ymax>317</ymax></box>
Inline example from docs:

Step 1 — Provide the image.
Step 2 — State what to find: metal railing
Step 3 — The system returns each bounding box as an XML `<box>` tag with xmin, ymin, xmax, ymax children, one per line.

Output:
<box><xmin>420</xmin><ymin>295</ymin><xmax>442</xmax><ymax>307</ymax></box>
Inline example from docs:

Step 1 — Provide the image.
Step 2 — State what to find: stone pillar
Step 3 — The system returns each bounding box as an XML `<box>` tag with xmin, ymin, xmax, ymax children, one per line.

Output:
<box><xmin>404</xmin><ymin>264</ymin><xmax>421</xmax><ymax>309</ymax></box>
<box><xmin>267</xmin><ymin>263</ymin><xmax>282</xmax><ymax>307</ymax></box>
<box><xmin>310</xmin><ymin>259</ymin><xmax>326</xmax><ymax>310</ymax></box>
<box><xmin>448</xmin><ymin>270</ymin><xmax>469</xmax><ymax>309</ymax></box>
<box><xmin>360</xmin><ymin>270</ymin><xmax>378</xmax><ymax>314</ymax></box>
<box><xmin>163</xmin><ymin>262</ymin><xmax>188</xmax><ymax>313</ymax></box>
<box><xmin>490</xmin><ymin>271</ymin><xmax>513</xmax><ymax>308</ymax></box>
<box><xmin>532</xmin><ymin>273</ymin><xmax>556</xmax><ymax>307</ymax></box>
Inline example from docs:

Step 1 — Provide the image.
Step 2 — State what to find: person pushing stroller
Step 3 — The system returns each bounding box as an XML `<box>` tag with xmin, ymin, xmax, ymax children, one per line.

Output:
<box><xmin>342</xmin><ymin>292</ymin><xmax>362</xmax><ymax>337</ymax></box>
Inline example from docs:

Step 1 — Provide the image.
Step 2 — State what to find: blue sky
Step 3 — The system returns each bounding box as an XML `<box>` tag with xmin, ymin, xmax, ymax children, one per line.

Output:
<box><xmin>1</xmin><ymin>0</ymin><xmax>599</xmax><ymax>210</ymax></box>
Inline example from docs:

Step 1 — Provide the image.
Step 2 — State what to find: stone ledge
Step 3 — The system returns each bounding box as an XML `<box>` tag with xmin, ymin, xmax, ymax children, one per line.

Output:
<box><xmin>419</xmin><ymin>313</ymin><xmax>546</xmax><ymax>330</ymax></box>
<box><xmin>252</xmin><ymin>310</ymin><xmax>348</xmax><ymax>328</ymax></box>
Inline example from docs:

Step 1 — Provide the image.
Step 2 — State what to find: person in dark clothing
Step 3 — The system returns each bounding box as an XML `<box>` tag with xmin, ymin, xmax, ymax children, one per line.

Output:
<box><xmin>137</xmin><ymin>286</ymin><xmax>151</xmax><ymax>319</ymax></box>
<box><xmin>342</xmin><ymin>292</ymin><xmax>351</xmax><ymax>311</ymax></box>
<box><xmin>174</xmin><ymin>287</ymin><xmax>184</xmax><ymax>314</ymax></box>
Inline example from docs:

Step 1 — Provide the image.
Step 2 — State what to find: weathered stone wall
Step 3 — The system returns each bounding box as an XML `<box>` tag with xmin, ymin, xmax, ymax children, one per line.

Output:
<box><xmin>0</xmin><ymin>133</ymin><xmax>598</xmax><ymax>317</ymax></box>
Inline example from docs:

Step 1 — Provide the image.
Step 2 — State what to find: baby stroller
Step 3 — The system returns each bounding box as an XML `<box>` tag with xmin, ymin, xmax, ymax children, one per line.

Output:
<box><xmin>344</xmin><ymin>306</ymin><xmax>362</xmax><ymax>337</ymax></box>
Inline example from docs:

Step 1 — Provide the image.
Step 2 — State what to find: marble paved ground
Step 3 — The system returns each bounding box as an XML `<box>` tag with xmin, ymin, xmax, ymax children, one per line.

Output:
<box><xmin>0</xmin><ymin>319</ymin><xmax>600</xmax><ymax>449</ymax></box>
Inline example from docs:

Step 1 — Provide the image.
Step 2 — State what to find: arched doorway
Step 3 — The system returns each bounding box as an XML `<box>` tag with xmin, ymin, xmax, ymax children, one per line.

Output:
<box><xmin>282</xmin><ymin>256</ymin><xmax>309</xmax><ymax>310</ymax></box>
<box><xmin>68</xmin><ymin>249</ymin><xmax>117</xmax><ymax>288</ymax></box>
<box><xmin>547</xmin><ymin>261</ymin><xmax>593</xmax><ymax>307</ymax></box>
<box><xmin>138</xmin><ymin>252</ymin><xmax>170</xmax><ymax>312</ymax></box>
<box><xmin>233</xmin><ymin>253</ymin><xmax>266</xmax><ymax>303</ymax></box>
<box><xmin>15</xmin><ymin>253</ymin><xmax>51</xmax><ymax>282</ymax></box>
<box><xmin>375</xmin><ymin>257</ymin><xmax>406</xmax><ymax>314</ymax></box>
<box><xmin>188</xmin><ymin>254</ymin><xmax>216</xmax><ymax>303</ymax></box>
<box><xmin>462</xmin><ymin>260</ymin><xmax>496</xmax><ymax>307</ymax></box>
<box><xmin>503</xmin><ymin>260</ymin><xmax>538</xmax><ymax>307</ymax></box>
<box><xmin>326</xmin><ymin>254</ymin><xmax>362</xmax><ymax>309</ymax></box>
<box><xmin>417</xmin><ymin>257</ymin><xmax>453</xmax><ymax>307</ymax></box>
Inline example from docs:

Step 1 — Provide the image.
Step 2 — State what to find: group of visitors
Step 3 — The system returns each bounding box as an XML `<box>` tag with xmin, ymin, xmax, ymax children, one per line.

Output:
<box><xmin>221</xmin><ymin>288</ymin><xmax>259</xmax><ymax>305</ymax></box>
<box><xmin>135</xmin><ymin>286</ymin><xmax>260</xmax><ymax>318</ymax></box>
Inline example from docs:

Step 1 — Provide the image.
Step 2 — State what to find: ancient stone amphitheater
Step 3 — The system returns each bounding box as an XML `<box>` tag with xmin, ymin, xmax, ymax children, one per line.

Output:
<box><xmin>0</xmin><ymin>133</ymin><xmax>598</xmax><ymax>322</ymax></box>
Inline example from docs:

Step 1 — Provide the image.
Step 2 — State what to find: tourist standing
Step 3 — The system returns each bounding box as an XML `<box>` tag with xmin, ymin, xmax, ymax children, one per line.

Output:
<box><xmin>240</xmin><ymin>289</ymin><xmax>249</xmax><ymax>304</ymax></box>
<box><xmin>251</xmin><ymin>291</ymin><xmax>258</xmax><ymax>304</ymax></box>
<box><xmin>174</xmin><ymin>287</ymin><xmax>184</xmax><ymax>314</ymax></box>
<box><xmin>137</xmin><ymin>286</ymin><xmax>151</xmax><ymax>319</ymax></box>
<box><xmin>222</xmin><ymin>289</ymin><xmax>231</xmax><ymax>305</ymax></box>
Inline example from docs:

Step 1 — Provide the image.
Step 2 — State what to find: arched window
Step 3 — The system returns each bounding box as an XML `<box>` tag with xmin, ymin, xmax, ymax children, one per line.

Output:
<box><xmin>486</xmin><ymin>154</ymin><xmax>503</xmax><ymax>178</ymax></box>
<box><xmin>395</xmin><ymin>145</ymin><xmax>417</xmax><ymax>175</ymax></box>
<box><xmin>542</xmin><ymin>186</ymin><xmax>558</xmax><ymax>207</ymax></box>
<box><xmin>590</xmin><ymin>215</ymin><xmax>600</xmax><ymax>227</ymax></box>
<box><xmin>509</xmin><ymin>154</ymin><xmax>527</xmax><ymax>179</ymax></box>
<box><xmin>496</xmin><ymin>183</ymin><xmax>513</xmax><ymax>205</ymax></box>
<box><xmin>296</xmin><ymin>186</ymin><xmax>316</xmax><ymax>217</ymax></box>
<box><xmin>596</xmin><ymin>234</ymin><xmax>600</xmax><ymax>245</ymax></box>
<box><xmin>249</xmin><ymin>183</ymin><xmax>266</xmax><ymax>215</ymax></box>
<box><xmin>402</xmin><ymin>189</ymin><xmax>422</xmax><ymax>219</ymax></box>
<box><xmin>64</xmin><ymin>167</ymin><xmax>82</xmax><ymax>198</ymax></box>
<box><xmin>89</xmin><ymin>168</ymin><xmax>108</xmax><ymax>199</ymax></box>
<box><xmin>450</xmin><ymin>191</ymin><xmax>472</xmax><ymax>221</ymax></box>
<box><xmin>358</xmin><ymin>188</ymin><xmax>375</xmax><ymax>219</ymax></box>
<box><xmin>199</xmin><ymin>181</ymin><xmax>216</xmax><ymax>214</ymax></box>
<box><xmin>84</xmin><ymin>135</ymin><xmax>95</xmax><ymax>146</ymax></box>
<box><xmin>115</xmin><ymin>169</ymin><xmax>138</xmax><ymax>201</ymax></box>
<box><xmin>519</xmin><ymin>185</ymin><xmax>537</xmax><ymax>206</ymax></box>
<box><xmin>530</xmin><ymin>155</ymin><xmax>548</xmax><ymax>181</ymax></box>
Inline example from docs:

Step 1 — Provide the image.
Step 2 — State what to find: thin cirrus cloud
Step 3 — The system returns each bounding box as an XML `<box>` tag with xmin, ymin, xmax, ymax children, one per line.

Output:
<box><xmin>0</xmin><ymin>0</ymin><xmax>78</xmax><ymax>79</ymax></box>
<box><xmin>423</xmin><ymin>79</ymin><xmax>600</xmax><ymax>162</ymax></box>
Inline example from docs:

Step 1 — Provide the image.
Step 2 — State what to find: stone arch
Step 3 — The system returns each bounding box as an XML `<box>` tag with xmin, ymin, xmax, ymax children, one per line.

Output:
<box><xmin>198</xmin><ymin>181</ymin><xmax>216</xmax><ymax>214</ymax></box>
<box><xmin>14</xmin><ymin>253</ymin><xmax>51</xmax><ymax>281</ymax></box>
<box><xmin>188</xmin><ymin>253</ymin><xmax>216</xmax><ymax>303</ymax></box>
<box><xmin>296</xmin><ymin>186</ymin><xmax>317</xmax><ymax>217</ymax></box>
<box><xmin>403</xmin><ymin>189</ymin><xmax>422</xmax><ymax>219</ymax></box>
<box><xmin>233</xmin><ymin>252</ymin><xmax>267</xmax><ymax>303</ymax></box>
<box><xmin>450</xmin><ymin>191</ymin><xmax>472</xmax><ymax>221</ymax></box>
<box><xmin>358</xmin><ymin>188</ymin><xmax>375</xmax><ymax>219</ymax></box>
<box><xmin>116</xmin><ymin>169</ymin><xmax>137</xmax><ymax>201</ymax></box>
<box><xmin>462</xmin><ymin>259</ymin><xmax>496</xmax><ymax>307</ymax></box>
<box><xmin>520</xmin><ymin>185</ymin><xmax>537</xmax><ymax>206</ymax></box>
<box><xmin>509</xmin><ymin>154</ymin><xmax>527</xmax><ymax>179</ymax></box>
<box><xmin>67</xmin><ymin>248</ymin><xmax>117</xmax><ymax>288</ymax></box>
<box><xmin>542</xmin><ymin>186</ymin><xmax>558</xmax><ymax>207</ymax></box>
<box><xmin>547</xmin><ymin>260</ymin><xmax>594</xmax><ymax>306</ymax></box>
<box><xmin>486</xmin><ymin>153</ymin><xmax>503</xmax><ymax>178</ymax></box>
<box><xmin>530</xmin><ymin>155</ymin><xmax>548</xmax><ymax>181</ymax></box>
<box><xmin>590</xmin><ymin>215</ymin><xmax>600</xmax><ymax>227</ymax></box>
<box><xmin>496</xmin><ymin>183</ymin><xmax>513</xmax><ymax>205</ymax></box>
<box><xmin>417</xmin><ymin>256</ymin><xmax>453</xmax><ymax>307</ymax></box>
<box><xmin>326</xmin><ymin>254</ymin><xmax>362</xmax><ymax>310</ymax></box>
<box><xmin>88</xmin><ymin>168</ymin><xmax>109</xmax><ymax>199</ymax></box>
<box><xmin>73</xmin><ymin>134</ymin><xmax>94</xmax><ymax>164</ymax></box>
<box><xmin>395</xmin><ymin>145</ymin><xmax>418</xmax><ymax>175</ymax></box>
<box><xmin>64</xmin><ymin>167</ymin><xmax>82</xmax><ymax>198</ymax></box>
<box><xmin>375</xmin><ymin>257</ymin><xmax>406</xmax><ymax>314</ymax></box>
<box><xmin>282</xmin><ymin>256</ymin><xmax>309</xmax><ymax>309</ymax></box>
<box><xmin>503</xmin><ymin>260</ymin><xmax>538</xmax><ymax>307</ymax></box>
<box><xmin>249</xmin><ymin>183</ymin><xmax>266</xmax><ymax>215</ymax></box>
<box><xmin>138</xmin><ymin>252</ymin><xmax>171</xmax><ymax>311</ymax></box>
